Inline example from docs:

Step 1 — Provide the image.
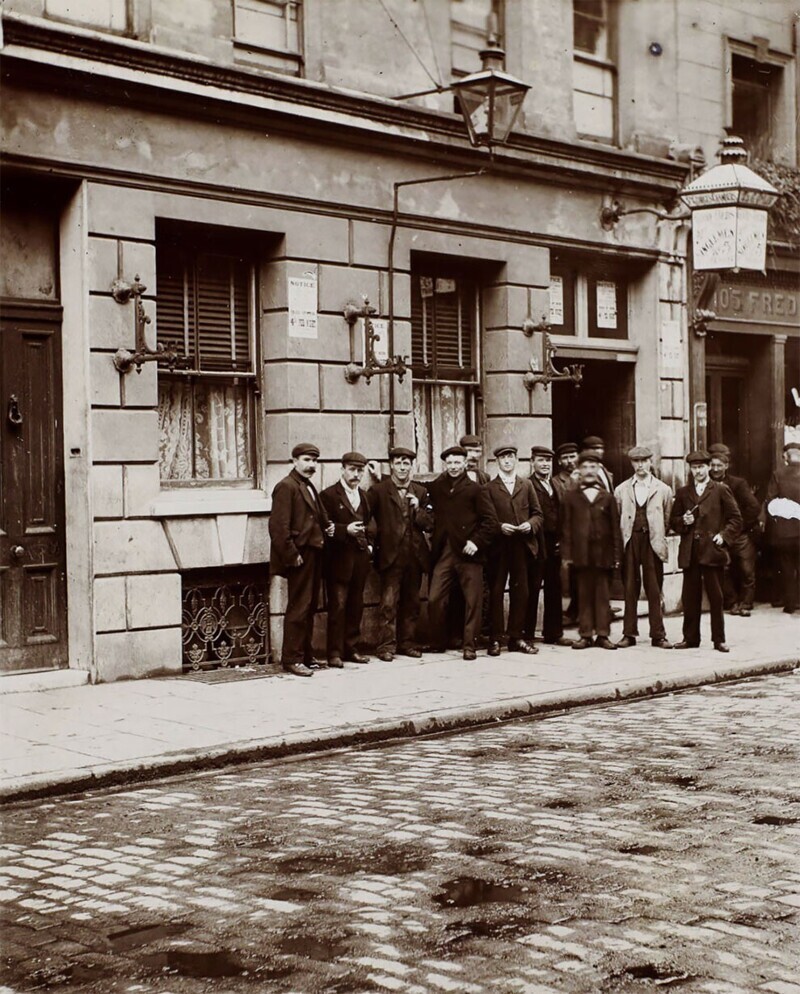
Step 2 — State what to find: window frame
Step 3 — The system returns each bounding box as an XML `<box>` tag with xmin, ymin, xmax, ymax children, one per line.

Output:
<box><xmin>232</xmin><ymin>0</ymin><xmax>304</xmax><ymax>75</ymax></box>
<box><xmin>572</xmin><ymin>0</ymin><xmax>617</xmax><ymax>145</ymax></box>
<box><xmin>726</xmin><ymin>37</ymin><xmax>791</xmax><ymax>164</ymax></box>
<box><xmin>450</xmin><ymin>0</ymin><xmax>505</xmax><ymax>79</ymax></box>
<box><xmin>549</xmin><ymin>255</ymin><xmax>629</xmax><ymax>342</ymax></box>
<box><xmin>156</xmin><ymin>227</ymin><xmax>261</xmax><ymax>491</ymax></box>
<box><xmin>43</xmin><ymin>0</ymin><xmax>131</xmax><ymax>35</ymax></box>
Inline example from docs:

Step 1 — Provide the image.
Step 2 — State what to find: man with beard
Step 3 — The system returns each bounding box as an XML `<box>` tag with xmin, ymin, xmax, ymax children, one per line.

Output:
<box><xmin>427</xmin><ymin>445</ymin><xmax>498</xmax><ymax>660</ymax></box>
<box><xmin>614</xmin><ymin>446</ymin><xmax>674</xmax><ymax>649</ymax></box>
<box><xmin>708</xmin><ymin>443</ymin><xmax>761</xmax><ymax>617</ymax></box>
<box><xmin>560</xmin><ymin>451</ymin><xmax>622</xmax><ymax>650</ymax></box>
<box><xmin>485</xmin><ymin>443</ymin><xmax>542</xmax><ymax>656</ymax></box>
<box><xmin>670</xmin><ymin>451</ymin><xmax>742</xmax><ymax>652</ymax></box>
<box><xmin>527</xmin><ymin>445</ymin><xmax>574</xmax><ymax>647</ymax></box>
<box><xmin>269</xmin><ymin>443</ymin><xmax>335</xmax><ymax>676</ymax></box>
<box><xmin>320</xmin><ymin>452</ymin><xmax>373</xmax><ymax>669</ymax></box>
<box><xmin>367</xmin><ymin>447</ymin><xmax>432</xmax><ymax>662</ymax></box>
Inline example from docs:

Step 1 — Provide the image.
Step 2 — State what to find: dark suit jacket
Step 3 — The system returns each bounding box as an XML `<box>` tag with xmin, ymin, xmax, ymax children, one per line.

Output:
<box><xmin>320</xmin><ymin>481</ymin><xmax>373</xmax><ymax>583</ymax></box>
<box><xmin>560</xmin><ymin>487</ymin><xmax>622</xmax><ymax>569</ymax></box>
<box><xmin>530</xmin><ymin>475</ymin><xmax>560</xmax><ymax>535</ymax></box>
<box><xmin>427</xmin><ymin>472</ymin><xmax>498</xmax><ymax>564</ymax></box>
<box><xmin>269</xmin><ymin>469</ymin><xmax>330</xmax><ymax>577</ymax></box>
<box><xmin>765</xmin><ymin>465</ymin><xmax>800</xmax><ymax>547</ymax></box>
<box><xmin>670</xmin><ymin>480</ymin><xmax>742</xmax><ymax>569</ymax></box>
<box><xmin>366</xmin><ymin>477</ymin><xmax>431</xmax><ymax>572</ymax></box>
<box><xmin>486</xmin><ymin>476</ymin><xmax>543</xmax><ymax>558</ymax></box>
<box><xmin>467</xmin><ymin>468</ymin><xmax>491</xmax><ymax>486</ymax></box>
<box><xmin>720</xmin><ymin>473</ymin><xmax>760</xmax><ymax>532</ymax></box>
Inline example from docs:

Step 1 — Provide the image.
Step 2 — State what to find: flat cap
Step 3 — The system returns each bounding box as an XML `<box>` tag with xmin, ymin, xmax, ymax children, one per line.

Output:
<box><xmin>686</xmin><ymin>449</ymin><xmax>711</xmax><ymax>464</ymax></box>
<box><xmin>555</xmin><ymin>442</ymin><xmax>578</xmax><ymax>457</ymax></box>
<box><xmin>388</xmin><ymin>446</ymin><xmax>416</xmax><ymax>460</ymax></box>
<box><xmin>341</xmin><ymin>451</ymin><xmax>367</xmax><ymax>466</ymax></box>
<box><xmin>708</xmin><ymin>442</ymin><xmax>731</xmax><ymax>457</ymax></box>
<box><xmin>581</xmin><ymin>435</ymin><xmax>605</xmax><ymax>448</ymax></box>
<box><xmin>459</xmin><ymin>434</ymin><xmax>482</xmax><ymax>447</ymax></box>
<box><xmin>628</xmin><ymin>445</ymin><xmax>652</xmax><ymax>460</ymax></box>
<box><xmin>531</xmin><ymin>445</ymin><xmax>555</xmax><ymax>458</ymax></box>
<box><xmin>577</xmin><ymin>450</ymin><xmax>601</xmax><ymax>465</ymax></box>
<box><xmin>784</xmin><ymin>440</ymin><xmax>800</xmax><ymax>453</ymax></box>
<box><xmin>441</xmin><ymin>444</ymin><xmax>468</xmax><ymax>460</ymax></box>
<box><xmin>493</xmin><ymin>443</ymin><xmax>517</xmax><ymax>457</ymax></box>
<box><xmin>292</xmin><ymin>442</ymin><xmax>320</xmax><ymax>459</ymax></box>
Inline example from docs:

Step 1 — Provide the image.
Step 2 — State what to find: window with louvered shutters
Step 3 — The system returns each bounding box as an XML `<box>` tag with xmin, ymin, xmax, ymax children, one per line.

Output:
<box><xmin>411</xmin><ymin>267</ymin><xmax>479</xmax><ymax>475</ymax></box>
<box><xmin>156</xmin><ymin>237</ymin><xmax>256</xmax><ymax>485</ymax></box>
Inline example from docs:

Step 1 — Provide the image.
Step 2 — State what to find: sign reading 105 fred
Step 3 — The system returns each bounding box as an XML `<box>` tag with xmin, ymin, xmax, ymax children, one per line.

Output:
<box><xmin>288</xmin><ymin>272</ymin><xmax>318</xmax><ymax>339</ymax></box>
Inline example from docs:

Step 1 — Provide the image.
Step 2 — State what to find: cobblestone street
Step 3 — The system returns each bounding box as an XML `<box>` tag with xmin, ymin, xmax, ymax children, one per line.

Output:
<box><xmin>1</xmin><ymin>672</ymin><xmax>798</xmax><ymax>994</ymax></box>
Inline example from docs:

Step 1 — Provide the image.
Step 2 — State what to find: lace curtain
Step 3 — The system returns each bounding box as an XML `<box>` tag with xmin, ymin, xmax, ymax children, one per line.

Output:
<box><xmin>158</xmin><ymin>378</ymin><xmax>253</xmax><ymax>482</ymax></box>
<box><xmin>413</xmin><ymin>382</ymin><xmax>470</xmax><ymax>476</ymax></box>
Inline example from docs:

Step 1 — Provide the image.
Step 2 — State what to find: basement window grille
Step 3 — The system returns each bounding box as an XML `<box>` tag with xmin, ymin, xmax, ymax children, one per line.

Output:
<box><xmin>181</xmin><ymin>567</ymin><xmax>270</xmax><ymax>671</ymax></box>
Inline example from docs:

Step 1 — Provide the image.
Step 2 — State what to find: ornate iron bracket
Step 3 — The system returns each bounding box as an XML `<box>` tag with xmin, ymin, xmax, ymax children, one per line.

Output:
<box><xmin>600</xmin><ymin>199</ymin><xmax>690</xmax><ymax>230</ymax></box>
<box><xmin>343</xmin><ymin>296</ymin><xmax>408</xmax><ymax>384</ymax></box>
<box><xmin>111</xmin><ymin>276</ymin><xmax>192</xmax><ymax>374</ymax></box>
<box><xmin>522</xmin><ymin>318</ymin><xmax>584</xmax><ymax>392</ymax></box>
<box><xmin>690</xmin><ymin>272</ymin><xmax>720</xmax><ymax>338</ymax></box>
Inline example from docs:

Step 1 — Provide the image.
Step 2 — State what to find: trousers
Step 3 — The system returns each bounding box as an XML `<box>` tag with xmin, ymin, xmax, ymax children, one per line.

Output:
<box><xmin>488</xmin><ymin>537</ymin><xmax>530</xmax><ymax>640</ymax></box>
<box><xmin>575</xmin><ymin>566</ymin><xmax>612</xmax><ymax>638</ymax></box>
<box><xmin>428</xmin><ymin>544</ymin><xmax>484</xmax><ymax>651</ymax></box>
<box><xmin>722</xmin><ymin>532</ymin><xmax>757</xmax><ymax>610</ymax></box>
<box><xmin>526</xmin><ymin>534</ymin><xmax>562</xmax><ymax>642</ymax></box>
<box><xmin>377</xmin><ymin>557</ymin><xmax>423</xmax><ymax>653</ymax></box>
<box><xmin>681</xmin><ymin>564</ymin><xmax>725</xmax><ymax>645</ymax></box>
<box><xmin>282</xmin><ymin>547</ymin><xmax>323</xmax><ymax>665</ymax></box>
<box><xmin>326</xmin><ymin>556</ymin><xmax>370</xmax><ymax>659</ymax></box>
<box><xmin>622</xmin><ymin>531</ymin><xmax>666</xmax><ymax>640</ymax></box>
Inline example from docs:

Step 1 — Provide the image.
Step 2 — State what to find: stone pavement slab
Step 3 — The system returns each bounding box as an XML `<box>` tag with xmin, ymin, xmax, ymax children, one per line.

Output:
<box><xmin>0</xmin><ymin>607</ymin><xmax>796</xmax><ymax>802</ymax></box>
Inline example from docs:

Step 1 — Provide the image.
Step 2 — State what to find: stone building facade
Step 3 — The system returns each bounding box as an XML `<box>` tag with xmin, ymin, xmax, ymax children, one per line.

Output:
<box><xmin>1</xmin><ymin>0</ymin><xmax>797</xmax><ymax>682</ymax></box>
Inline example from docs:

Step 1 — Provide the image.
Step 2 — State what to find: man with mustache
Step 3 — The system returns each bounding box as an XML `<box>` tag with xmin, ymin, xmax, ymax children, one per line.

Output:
<box><xmin>269</xmin><ymin>442</ymin><xmax>335</xmax><ymax>677</ymax></box>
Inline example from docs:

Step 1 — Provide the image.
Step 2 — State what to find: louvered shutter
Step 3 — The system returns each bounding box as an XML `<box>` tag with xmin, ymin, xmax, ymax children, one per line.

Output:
<box><xmin>156</xmin><ymin>252</ymin><xmax>192</xmax><ymax>356</ymax></box>
<box><xmin>411</xmin><ymin>270</ymin><xmax>474</xmax><ymax>379</ymax></box>
<box><xmin>196</xmin><ymin>254</ymin><xmax>251</xmax><ymax>372</ymax></box>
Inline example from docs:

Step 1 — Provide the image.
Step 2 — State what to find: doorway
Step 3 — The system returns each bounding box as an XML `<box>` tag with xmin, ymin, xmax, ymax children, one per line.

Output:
<box><xmin>551</xmin><ymin>357</ymin><xmax>636</xmax><ymax>485</ymax></box>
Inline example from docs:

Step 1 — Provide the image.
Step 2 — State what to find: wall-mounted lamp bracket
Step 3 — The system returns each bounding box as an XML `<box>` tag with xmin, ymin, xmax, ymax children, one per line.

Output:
<box><xmin>523</xmin><ymin>327</ymin><xmax>584</xmax><ymax>392</ymax></box>
<box><xmin>690</xmin><ymin>272</ymin><xmax>720</xmax><ymax>338</ymax></box>
<box><xmin>111</xmin><ymin>276</ymin><xmax>192</xmax><ymax>374</ymax></box>
<box><xmin>600</xmin><ymin>199</ymin><xmax>690</xmax><ymax>231</ymax></box>
<box><xmin>343</xmin><ymin>296</ymin><xmax>408</xmax><ymax>385</ymax></box>
<box><xmin>522</xmin><ymin>314</ymin><xmax>551</xmax><ymax>337</ymax></box>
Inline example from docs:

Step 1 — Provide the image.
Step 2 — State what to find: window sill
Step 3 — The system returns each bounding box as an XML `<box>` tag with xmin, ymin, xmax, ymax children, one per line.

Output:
<box><xmin>151</xmin><ymin>490</ymin><xmax>271</xmax><ymax>517</ymax></box>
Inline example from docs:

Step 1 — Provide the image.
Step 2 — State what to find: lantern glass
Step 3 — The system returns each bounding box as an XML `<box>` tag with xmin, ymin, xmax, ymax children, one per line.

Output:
<box><xmin>453</xmin><ymin>70</ymin><xmax>529</xmax><ymax>147</ymax></box>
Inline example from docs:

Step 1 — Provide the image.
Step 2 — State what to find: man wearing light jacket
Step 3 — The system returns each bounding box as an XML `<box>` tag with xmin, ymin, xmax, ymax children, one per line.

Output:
<box><xmin>614</xmin><ymin>446</ymin><xmax>674</xmax><ymax>649</ymax></box>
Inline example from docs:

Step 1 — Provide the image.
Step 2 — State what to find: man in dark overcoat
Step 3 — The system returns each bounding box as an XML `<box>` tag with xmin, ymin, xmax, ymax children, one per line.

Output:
<box><xmin>670</xmin><ymin>450</ymin><xmax>742</xmax><ymax>651</ymax></box>
<box><xmin>366</xmin><ymin>446</ymin><xmax>432</xmax><ymax>662</ymax></box>
<box><xmin>485</xmin><ymin>443</ymin><xmax>543</xmax><ymax>655</ymax></box>
<box><xmin>527</xmin><ymin>445</ymin><xmax>574</xmax><ymax>646</ymax></box>
<box><xmin>560</xmin><ymin>451</ymin><xmax>623</xmax><ymax>649</ymax></box>
<box><xmin>708</xmin><ymin>443</ymin><xmax>761</xmax><ymax>617</ymax></box>
<box><xmin>269</xmin><ymin>442</ymin><xmax>335</xmax><ymax>676</ymax></box>
<box><xmin>320</xmin><ymin>451</ymin><xmax>373</xmax><ymax>668</ymax></box>
<box><xmin>426</xmin><ymin>445</ymin><xmax>498</xmax><ymax>659</ymax></box>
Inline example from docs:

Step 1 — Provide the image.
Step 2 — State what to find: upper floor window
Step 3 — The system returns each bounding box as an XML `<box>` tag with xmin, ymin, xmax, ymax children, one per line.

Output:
<box><xmin>572</xmin><ymin>0</ymin><xmax>615</xmax><ymax>143</ymax></box>
<box><xmin>44</xmin><ymin>0</ymin><xmax>128</xmax><ymax>32</ymax></box>
<box><xmin>411</xmin><ymin>261</ymin><xmax>480</xmax><ymax>475</ymax></box>
<box><xmin>451</xmin><ymin>0</ymin><xmax>504</xmax><ymax>78</ymax></box>
<box><xmin>156</xmin><ymin>224</ymin><xmax>258</xmax><ymax>487</ymax></box>
<box><xmin>732</xmin><ymin>54</ymin><xmax>780</xmax><ymax>162</ymax></box>
<box><xmin>549</xmin><ymin>256</ymin><xmax>628</xmax><ymax>341</ymax></box>
<box><xmin>233</xmin><ymin>0</ymin><xmax>303</xmax><ymax>75</ymax></box>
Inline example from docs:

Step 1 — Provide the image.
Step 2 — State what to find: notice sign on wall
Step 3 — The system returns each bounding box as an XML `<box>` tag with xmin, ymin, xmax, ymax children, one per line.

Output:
<box><xmin>549</xmin><ymin>275</ymin><xmax>564</xmax><ymax>325</ymax></box>
<box><xmin>288</xmin><ymin>272</ymin><xmax>318</xmax><ymax>339</ymax></box>
<box><xmin>596</xmin><ymin>280</ymin><xmax>618</xmax><ymax>329</ymax></box>
<box><xmin>660</xmin><ymin>319</ymin><xmax>682</xmax><ymax>375</ymax></box>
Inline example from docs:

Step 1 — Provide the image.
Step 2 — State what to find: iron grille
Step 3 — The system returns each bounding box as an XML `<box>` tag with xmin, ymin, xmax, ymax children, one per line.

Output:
<box><xmin>181</xmin><ymin>567</ymin><xmax>270</xmax><ymax>671</ymax></box>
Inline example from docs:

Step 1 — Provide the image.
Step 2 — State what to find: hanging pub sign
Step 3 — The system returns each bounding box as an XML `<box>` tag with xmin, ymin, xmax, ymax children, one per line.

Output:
<box><xmin>691</xmin><ymin>206</ymin><xmax>768</xmax><ymax>272</ymax></box>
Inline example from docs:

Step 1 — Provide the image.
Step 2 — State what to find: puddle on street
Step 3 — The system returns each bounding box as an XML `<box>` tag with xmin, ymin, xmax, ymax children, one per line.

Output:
<box><xmin>276</xmin><ymin>844</ymin><xmax>428</xmax><ymax>876</ymax></box>
<box><xmin>271</xmin><ymin>885</ymin><xmax>320</xmax><ymax>902</ymax></box>
<box><xmin>278</xmin><ymin>934</ymin><xmax>350</xmax><ymax>961</ymax></box>
<box><xmin>433</xmin><ymin>876</ymin><xmax>527</xmax><ymax>908</ymax></box>
<box><xmin>543</xmin><ymin>797</ymin><xmax>579</xmax><ymax>809</ymax></box>
<box><xmin>618</xmin><ymin>843</ymin><xmax>660</xmax><ymax>855</ymax></box>
<box><xmin>753</xmin><ymin>814</ymin><xmax>798</xmax><ymax>826</ymax></box>
<box><xmin>140</xmin><ymin>948</ymin><xmax>245</xmax><ymax>978</ymax></box>
<box><xmin>108</xmin><ymin>922</ymin><xmax>190</xmax><ymax>951</ymax></box>
<box><xmin>621</xmin><ymin>962</ymin><xmax>695</xmax><ymax>985</ymax></box>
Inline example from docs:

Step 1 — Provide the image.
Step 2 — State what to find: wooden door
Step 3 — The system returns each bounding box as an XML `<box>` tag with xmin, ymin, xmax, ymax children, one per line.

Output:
<box><xmin>0</xmin><ymin>305</ymin><xmax>68</xmax><ymax>671</ymax></box>
<box><xmin>706</xmin><ymin>362</ymin><xmax>748</xmax><ymax>471</ymax></box>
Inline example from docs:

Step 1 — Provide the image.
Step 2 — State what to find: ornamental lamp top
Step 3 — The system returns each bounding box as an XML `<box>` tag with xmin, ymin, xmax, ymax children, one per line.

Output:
<box><xmin>678</xmin><ymin>136</ymin><xmax>779</xmax><ymax>212</ymax></box>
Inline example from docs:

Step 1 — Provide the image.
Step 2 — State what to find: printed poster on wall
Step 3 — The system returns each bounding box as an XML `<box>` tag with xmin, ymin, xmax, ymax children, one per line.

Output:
<box><xmin>549</xmin><ymin>275</ymin><xmax>564</xmax><ymax>325</ymax></box>
<box><xmin>371</xmin><ymin>318</ymin><xmax>389</xmax><ymax>363</ymax></box>
<box><xmin>596</xmin><ymin>280</ymin><xmax>617</xmax><ymax>329</ymax></box>
<box><xmin>288</xmin><ymin>272</ymin><xmax>318</xmax><ymax>339</ymax></box>
<box><xmin>660</xmin><ymin>319</ymin><xmax>682</xmax><ymax>375</ymax></box>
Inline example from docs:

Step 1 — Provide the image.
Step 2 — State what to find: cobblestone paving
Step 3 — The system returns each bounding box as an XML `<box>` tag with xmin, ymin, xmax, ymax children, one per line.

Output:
<box><xmin>1</xmin><ymin>672</ymin><xmax>799</xmax><ymax>994</ymax></box>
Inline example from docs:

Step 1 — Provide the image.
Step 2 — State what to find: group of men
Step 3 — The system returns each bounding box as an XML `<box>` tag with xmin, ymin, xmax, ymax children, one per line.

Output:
<box><xmin>268</xmin><ymin>434</ymin><xmax>800</xmax><ymax>677</ymax></box>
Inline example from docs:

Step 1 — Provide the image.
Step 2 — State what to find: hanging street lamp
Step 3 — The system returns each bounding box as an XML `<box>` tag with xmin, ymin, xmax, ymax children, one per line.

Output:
<box><xmin>450</xmin><ymin>35</ymin><xmax>530</xmax><ymax>148</ymax></box>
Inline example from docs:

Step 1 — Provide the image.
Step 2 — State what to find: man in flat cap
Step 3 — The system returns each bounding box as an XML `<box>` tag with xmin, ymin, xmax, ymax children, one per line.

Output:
<box><xmin>670</xmin><ymin>451</ymin><xmax>742</xmax><ymax>652</ymax></box>
<box><xmin>320</xmin><ymin>452</ymin><xmax>373</xmax><ymax>669</ymax></box>
<box><xmin>553</xmin><ymin>442</ymin><xmax>581</xmax><ymax>626</ymax></box>
<box><xmin>366</xmin><ymin>447</ymin><xmax>432</xmax><ymax>661</ymax></box>
<box><xmin>560</xmin><ymin>451</ymin><xmax>622</xmax><ymax>649</ymax></box>
<box><xmin>764</xmin><ymin>440</ymin><xmax>800</xmax><ymax>615</ymax></box>
<box><xmin>527</xmin><ymin>446</ymin><xmax>574</xmax><ymax>647</ymax></box>
<box><xmin>708</xmin><ymin>443</ymin><xmax>761</xmax><ymax>617</ymax></box>
<box><xmin>485</xmin><ymin>444</ymin><xmax>543</xmax><ymax>655</ymax></box>
<box><xmin>614</xmin><ymin>446</ymin><xmax>674</xmax><ymax>648</ymax></box>
<box><xmin>460</xmin><ymin>434</ymin><xmax>490</xmax><ymax>485</ymax></box>
<box><xmin>269</xmin><ymin>443</ymin><xmax>335</xmax><ymax>676</ymax></box>
<box><xmin>427</xmin><ymin>445</ymin><xmax>498</xmax><ymax>659</ymax></box>
<box><xmin>580</xmin><ymin>436</ymin><xmax>614</xmax><ymax>492</ymax></box>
